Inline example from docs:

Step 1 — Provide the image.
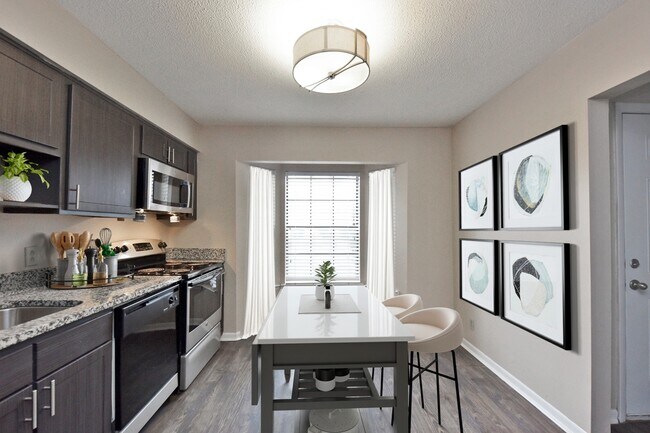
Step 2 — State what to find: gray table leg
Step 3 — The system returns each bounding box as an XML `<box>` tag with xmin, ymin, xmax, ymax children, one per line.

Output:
<box><xmin>394</xmin><ymin>342</ymin><xmax>409</xmax><ymax>433</ymax></box>
<box><xmin>260</xmin><ymin>345</ymin><xmax>274</xmax><ymax>433</ymax></box>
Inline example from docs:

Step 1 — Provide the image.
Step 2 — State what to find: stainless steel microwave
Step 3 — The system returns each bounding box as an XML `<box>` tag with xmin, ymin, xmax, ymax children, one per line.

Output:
<box><xmin>137</xmin><ymin>157</ymin><xmax>194</xmax><ymax>214</ymax></box>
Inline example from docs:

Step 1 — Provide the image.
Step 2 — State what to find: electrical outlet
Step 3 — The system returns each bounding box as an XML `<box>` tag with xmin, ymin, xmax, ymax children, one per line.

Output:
<box><xmin>25</xmin><ymin>246</ymin><xmax>46</xmax><ymax>268</ymax></box>
<box><xmin>469</xmin><ymin>319</ymin><xmax>475</xmax><ymax>331</ymax></box>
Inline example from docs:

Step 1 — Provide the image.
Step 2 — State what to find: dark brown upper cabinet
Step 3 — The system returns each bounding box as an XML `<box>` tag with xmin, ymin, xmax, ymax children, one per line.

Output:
<box><xmin>141</xmin><ymin>124</ymin><xmax>190</xmax><ymax>172</ymax></box>
<box><xmin>0</xmin><ymin>37</ymin><xmax>67</xmax><ymax>153</ymax></box>
<box><xmin>67</xmin><ymin>85</ymin><xmax>139</xmax><ymax>216</ymax></box>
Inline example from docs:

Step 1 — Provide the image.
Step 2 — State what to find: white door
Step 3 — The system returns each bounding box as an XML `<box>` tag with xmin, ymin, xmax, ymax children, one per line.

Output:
<box><xmin>623</xmin><ymin>111</ymin><xmax>650</xmax><ymax>416</ymax></box>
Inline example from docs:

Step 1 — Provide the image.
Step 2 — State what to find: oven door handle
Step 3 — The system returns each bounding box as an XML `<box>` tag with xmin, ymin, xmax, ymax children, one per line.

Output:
<box><xmin>188</xmin><ymin>271</ymin><xmax>221</xmax><ymax>287</ymax></box>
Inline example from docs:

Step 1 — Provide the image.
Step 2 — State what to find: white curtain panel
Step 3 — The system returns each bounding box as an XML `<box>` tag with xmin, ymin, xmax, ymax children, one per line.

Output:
<box><xmin>243</xmin><ymin>166</ymin><xmax>276</xmax><ymax>339</ymax></box>
<box><xmin>366</xmin><ymin>168</ymin><xmax>395</xmax><ymax>301</ymax></box>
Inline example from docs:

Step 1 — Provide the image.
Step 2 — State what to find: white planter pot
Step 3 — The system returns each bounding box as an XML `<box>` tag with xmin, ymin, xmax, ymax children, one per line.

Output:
<box><xmin>315</xmin><ymin>285</ymin><xmax>335</xmax><ymax>301</ymax></box>
<box><xmin>0</xmin><ymin>177</ymin><xmax>32</xmax><ymax>202</ymax></box>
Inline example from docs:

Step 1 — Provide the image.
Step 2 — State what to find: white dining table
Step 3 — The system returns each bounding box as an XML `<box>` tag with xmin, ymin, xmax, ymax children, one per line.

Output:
<box><xmin>251</xmin><ymin>285</ymin><xmax>414</xmax><ymax>432</ymax></box>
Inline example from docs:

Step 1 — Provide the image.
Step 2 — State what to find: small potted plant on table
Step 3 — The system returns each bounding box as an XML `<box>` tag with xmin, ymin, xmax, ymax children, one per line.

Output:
<box><xmin>315</xmin><ymin>260</ymin><xmax>336</xmax><ymax>301</ymax></box>
<box><xmin>0</xmin><ymin>151</ymin><xmax>50</xmax><ymax>202</ymax></box>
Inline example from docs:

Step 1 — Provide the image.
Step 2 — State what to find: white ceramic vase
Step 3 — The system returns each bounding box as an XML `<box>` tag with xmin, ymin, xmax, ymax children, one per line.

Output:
<box><xmin>315</xmin><ymin>285</ymin><xmax>335</xmax><ymax>301</ymax></box>
<box><xmin>104</xmin><ymin>256</ymin><xmax>118</xmax><ymax>280</ymax></box>
<box><xmin>0</xmin><ymin>177</ymin><xmax>32</xmax><ymax>202</ymax></box>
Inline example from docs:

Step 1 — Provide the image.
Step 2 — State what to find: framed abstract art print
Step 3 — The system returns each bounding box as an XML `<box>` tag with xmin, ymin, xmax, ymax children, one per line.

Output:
<box><xmin>500</xmin><ymin>125</ymin><xmax>568</xmax><ymax>229</ymax></box>
<box><xmin>501</xmin><ymin>241</ymin><xmax>570</xmax><ymax>349</ymax></box>
<box><xmin>459</xmin><ymin>156</ymin><xmax>497</xmax><ymax>230</ymax></box>
<box><xmin>460</xmin><ymin>239</ymin><xmax>498</xmax><ymax>315</ymax></box>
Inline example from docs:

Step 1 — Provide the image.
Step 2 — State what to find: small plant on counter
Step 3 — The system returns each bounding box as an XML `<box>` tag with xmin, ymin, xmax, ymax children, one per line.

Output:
<box><xmin>101</xmin><ymin>244</ymin><xmax>116</xmax><ymax>257</ymax></box>
<box><xmin>1</xmin><ymin>151</ymin><xmax>50</xmax><ymax>187</ymax></box>
<box><xmin>315</xmin><ymin>260</ymin><xmax>337</xmax><ymax>287</ymax></box>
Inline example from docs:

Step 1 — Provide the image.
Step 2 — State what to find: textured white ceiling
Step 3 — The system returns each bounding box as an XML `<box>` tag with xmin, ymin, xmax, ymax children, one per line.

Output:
<box><xmin>54</xmin><ymin>0</ymin><xmax>625</xmax><ymax>127</ymax></box>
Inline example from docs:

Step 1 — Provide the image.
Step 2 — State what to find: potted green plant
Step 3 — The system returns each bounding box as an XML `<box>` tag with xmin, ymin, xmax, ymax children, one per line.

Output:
<box><xmin>315</xmin><ymin>260</ymin><xmax>337</xmax><ymax>301</ymax></box>
<box><xmin>0</xmin><ymin>151</ymin><xmax>50</xmax><ymax>202</ymax></box>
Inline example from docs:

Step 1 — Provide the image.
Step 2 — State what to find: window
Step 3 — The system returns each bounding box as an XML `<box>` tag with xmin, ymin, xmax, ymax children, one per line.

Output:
<box><xmin>285</xmin><ymin>173</ymin><xmax>360</xmax><ymax>283</ymax></box>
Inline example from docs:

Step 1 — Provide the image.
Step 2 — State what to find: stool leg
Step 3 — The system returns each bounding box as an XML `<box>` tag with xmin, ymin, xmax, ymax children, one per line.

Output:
<box><xmin>435</xmin><ymin>353</ymin><xmax>441</xmax><ymax>425</ymax></box>
<box><xmin>372</xmin><ymin>367</ymin><xmax>375</xmax><ymax>379</ymax></box>
<box><xmin>380</xmin><ymin>367</ymin><xmax>384</xmax><ymax>396</ymax></box>
<box><xmin>416</xmin><ymin>352</ymin><xmax>424</xmax><ymax>409</ymax></box>
<box><xmin>452</xmin><ymin>350</ymin><xmax>464</xmax><ymax>433</ymax></box>
<box><xmin>408</xmin><ymin>351</ymin><xmax>414</xmax><ymax>433</ymax></box>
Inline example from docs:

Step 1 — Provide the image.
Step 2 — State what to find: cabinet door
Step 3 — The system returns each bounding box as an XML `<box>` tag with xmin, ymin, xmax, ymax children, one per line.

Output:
<box><xmin>141</xmin><ymin>124</ymin><xmax>168</xmax><ymax>163</ymax></box>
<box><xmin>0</xmin><ymin>38</ymin><xmax>67</xmax><ymax>150</ymax></box>
<box><xmin>0</xmin><ymin>386</ymin><xmax>34</xmax><ymax>433</ymax></box>
<box><xmin>187</xmin><ymin>149</ymin><xmax>197</xmax><ymax>175</ymax></box>
<box><xmin>168</xmin><ymin>139</ymin><xmax>188</xmax><ymax>171</ymax></box>
<box><xmin>37</xmin><ymin>342</ymin><xmax>111</xmax><ymax>433</ymax></box>
<box><xmin>68</xmin><ymin>85</ymin><xmax>138</xmax><ymax>215</ymax></box>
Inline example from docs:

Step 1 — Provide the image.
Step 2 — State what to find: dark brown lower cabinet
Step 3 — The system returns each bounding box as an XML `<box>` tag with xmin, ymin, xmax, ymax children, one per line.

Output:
<box><xmin>36</xmin><ymin>342</ymin><xmax>112</xmax><ymax>433</ymax></box>
<box><xmin>0</xmin><ymin>313</ymin><xmax>113</xmax><ymax>433</ymax></box>
<box><xmin>0</xmin><ymin>386</ymin><xmax>35</xmax><ymax>433</ymax></box>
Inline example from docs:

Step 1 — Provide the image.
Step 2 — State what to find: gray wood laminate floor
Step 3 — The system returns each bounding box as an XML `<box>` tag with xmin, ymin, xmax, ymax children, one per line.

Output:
<box><xmin>142</xmin><ymin>339</ymin><xmax>563</xmax><ymax>433</ymax></box>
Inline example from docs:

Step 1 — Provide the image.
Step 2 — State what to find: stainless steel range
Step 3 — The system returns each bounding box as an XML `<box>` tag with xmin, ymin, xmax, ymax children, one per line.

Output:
<box><xmin>116</xmin><ymin>239</ymin><xmax>224</xmax><ymax>391</ymax></box>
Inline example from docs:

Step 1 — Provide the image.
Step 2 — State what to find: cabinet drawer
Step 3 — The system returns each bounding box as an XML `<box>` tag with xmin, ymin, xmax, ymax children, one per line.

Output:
<box><xmin>0</xmin><ymin>345</ymin><xmax>32</xmax><ymax>400</ymax></box>
<box><xmin>35</xmin><ymin>312</ymin><xmax>112</xmax><ymax>379</ymax></box>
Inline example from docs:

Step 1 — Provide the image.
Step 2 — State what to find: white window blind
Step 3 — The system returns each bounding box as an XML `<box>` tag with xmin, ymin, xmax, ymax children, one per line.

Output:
<box><xmin>285</xmin><ymin>173</ymin><xmax>360</xmax><ymax>283</ymax></box>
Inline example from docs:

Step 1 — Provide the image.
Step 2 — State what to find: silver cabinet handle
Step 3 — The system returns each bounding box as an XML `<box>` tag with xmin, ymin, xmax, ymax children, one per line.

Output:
<box><xmin>43</xmin><ymin>379</ymin><xmax>56</xmax><ymax>416</ymax></box>
<box><xmin>630</xmin><ymin>279</ymin><xmax>648</xmax><ymax>290</ymax></box>
<box><xmin>167</xmin><ymin>145</ymin><xmax>171</xmax><ymax>163</ymax></box>
<box><xmin>75</xmin><ymin>184</ymin><xmax>81</xmax><ymax>209</ymax></box>
<box><xmin>172</xmin><ymin>147</ymin><xmax>175</xmax><ymax>164</ymax></box>
<box><xmin>24</xmin><ymin>389</ymin><xmax>37</xmax><ymax>429</ymax></box>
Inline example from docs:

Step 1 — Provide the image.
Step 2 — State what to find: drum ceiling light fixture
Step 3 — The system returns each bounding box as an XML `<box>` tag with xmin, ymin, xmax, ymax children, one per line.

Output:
<box><xmin>292</xmin><ymin>25</ymin><xmax>370</xmax><ymax>94</ymax></box>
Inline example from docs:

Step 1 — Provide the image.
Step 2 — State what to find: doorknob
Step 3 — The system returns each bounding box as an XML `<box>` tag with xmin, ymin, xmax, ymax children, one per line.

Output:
<box><xmin>629</xmin><ymin>279</ymin><xmax>648</xmax><ymax>290</ymax></box>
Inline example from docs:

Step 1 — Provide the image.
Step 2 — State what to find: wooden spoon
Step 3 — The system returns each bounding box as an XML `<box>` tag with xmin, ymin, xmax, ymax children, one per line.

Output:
<box><xmin>60</xmin><ymin>232</ymin><xmax>75</xmax><ymax>252</ymax></box>
<box><xmin>73</xmin><ymin>232</ymin><xmax>81</xmax><ymax>249</ymax></box>
<box><xmin>50</xmin><ymin>232</ymin><xmax>63</xmax><ymax>259</ymax></box>
<box><xmin>78</xmin><ymin>231</ymin><xmax>91</xmax><ymax>251</ymax></box>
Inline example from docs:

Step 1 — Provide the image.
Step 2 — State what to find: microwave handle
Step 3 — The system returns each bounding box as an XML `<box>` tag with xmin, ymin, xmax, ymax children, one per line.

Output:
<box><xmin>180</xmin><ymin>181</ymin><xmax>192</xmax><ymax>208</ymax></box>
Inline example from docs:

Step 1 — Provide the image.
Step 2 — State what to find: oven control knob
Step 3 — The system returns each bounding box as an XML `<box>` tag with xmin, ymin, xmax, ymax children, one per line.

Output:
<box><xmin>158</xmin><ymin>241</ymin><xmax>168</xmax><ymax>249</ymax></box>
<box><xmin>120</xmin><ymin>245</ymin><xmax>129</xmax><ymax>253</ymax></box>
<box><xmin>168</xmin><ymin>296</ymin><xmax>176</xmax><ymax>305</ymax></box>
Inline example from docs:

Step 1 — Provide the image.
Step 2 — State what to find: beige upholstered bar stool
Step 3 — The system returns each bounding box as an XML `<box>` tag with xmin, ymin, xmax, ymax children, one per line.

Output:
<box><xmin>376</xmin><ymin>294</ymin><xmax>423</xmax><ymax>394</ymax></box>
<box><xmin>395</xmin><ymin>307</ymin><xmax>465</xmax><ymax>433</ymax></box>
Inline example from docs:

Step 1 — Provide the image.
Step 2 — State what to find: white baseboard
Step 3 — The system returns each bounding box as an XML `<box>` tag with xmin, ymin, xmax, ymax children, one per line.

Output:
<box><xmin>610</xmin><ymin>409</ymin><xmax>620</xmax><ymax>424</ymax></box>
<box><xmin>461</xmin><ymin>339</ymin><xmax>587</xmax><ymax>433</ymax></box>
<box><xmin>221</xmin><ymin>331</ymin><xmax>243</xmax><ymax>341</ymax></box>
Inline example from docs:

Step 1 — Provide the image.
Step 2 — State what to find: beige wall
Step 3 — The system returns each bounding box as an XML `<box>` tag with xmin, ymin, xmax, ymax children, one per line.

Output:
<box><xmin>168</xmin><ymin>126</ymin><xmax>453</xmax><ymax>335</ymax></box>
<box><xmin>451</xmin><ymin>1</ymin><xmax>650</xmax><ymax>431</ymax></box>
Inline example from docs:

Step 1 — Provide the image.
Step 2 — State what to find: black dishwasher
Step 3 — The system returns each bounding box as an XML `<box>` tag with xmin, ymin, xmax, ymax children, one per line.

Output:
<box><xmin>115</xmin><ymin>284</ymin><xmax>180</xmax><ymax>433</ymax></box>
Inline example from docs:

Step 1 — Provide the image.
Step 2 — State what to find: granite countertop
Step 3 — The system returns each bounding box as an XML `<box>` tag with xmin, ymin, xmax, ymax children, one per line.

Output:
<box><xmin>0</xmin><ymin>275</ymin><xmax>181</xmax><ymax>351</ymax></box>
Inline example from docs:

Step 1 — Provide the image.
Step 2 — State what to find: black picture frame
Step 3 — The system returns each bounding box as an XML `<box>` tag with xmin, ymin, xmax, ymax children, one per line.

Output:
<box><xmin>459</xmin><ymin>239</ymin><xmax>499</xmax><ymax>315</ymax></box>
<box><xmin>458</xmin><ymin>156</ymin><xmax>498</xmax><ymax>230</ymax></box>
<box><xmin>500</xmin><ymin>241</ymin><xmax>571</xmax><ymax>350</ymax></box>
<box><xmin>499</xmin><ymin>125</ymin><xmax>568</xmax><ymax>230</ymax></box>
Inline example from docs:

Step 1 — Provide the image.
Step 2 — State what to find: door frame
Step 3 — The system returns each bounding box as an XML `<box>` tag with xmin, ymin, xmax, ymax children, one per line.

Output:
<box><xmin>614</xmin><ymin>102</ymin><xmax>650</xmax><ymax>421</ymax></box>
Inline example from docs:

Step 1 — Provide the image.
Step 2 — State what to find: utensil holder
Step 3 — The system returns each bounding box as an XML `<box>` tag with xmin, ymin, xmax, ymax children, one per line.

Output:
<box><xmin>56</xmin><ymin>258</ymin><xmax>68</xmax><ymax>282</ymax></box>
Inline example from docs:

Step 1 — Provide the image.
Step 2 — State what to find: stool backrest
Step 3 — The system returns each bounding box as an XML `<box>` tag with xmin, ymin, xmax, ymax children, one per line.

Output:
<box><xmin>401</xmin><ymin>307</ymin><xmax>463</xmax><ymax>354</ymax></box>
<box><xmin>382</xmin><ymin>294</ymin><xmax>423</xmax><ymax>319</ymax></box>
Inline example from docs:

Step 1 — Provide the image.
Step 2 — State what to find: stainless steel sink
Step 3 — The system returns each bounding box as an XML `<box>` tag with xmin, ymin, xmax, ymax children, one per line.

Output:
<box><xmin>0</xmin><ymin>306</ymin><xmax>71</xmax><ymax>331</ymax></box>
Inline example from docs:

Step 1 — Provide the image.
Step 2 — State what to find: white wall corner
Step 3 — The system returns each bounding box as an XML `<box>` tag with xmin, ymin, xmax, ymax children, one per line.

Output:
<box><xmin>461</xmin><ymin>339</ymin><xmax>588</xmax><ymax>433</ymax></box>
<box><xmin>221</xmin><ymin>331</ymin><xmax>244</xmax><ymax>342</ymax></box>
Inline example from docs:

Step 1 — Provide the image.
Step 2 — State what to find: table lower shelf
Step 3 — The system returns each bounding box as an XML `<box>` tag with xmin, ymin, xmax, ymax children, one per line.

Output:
<box><xmin>274</xmin><ymin>368</ymin><xmax>395</xmax><ymax>411</ymax></box>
